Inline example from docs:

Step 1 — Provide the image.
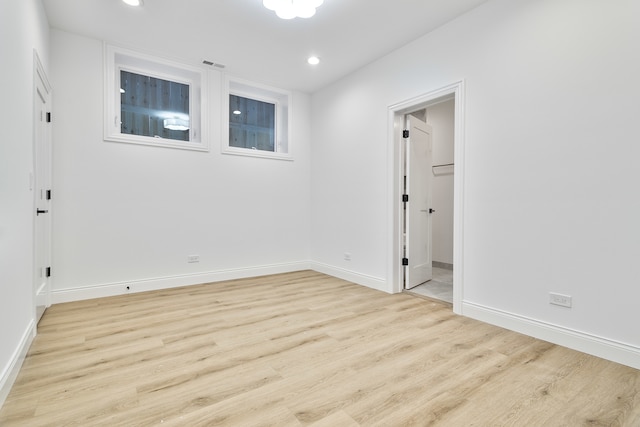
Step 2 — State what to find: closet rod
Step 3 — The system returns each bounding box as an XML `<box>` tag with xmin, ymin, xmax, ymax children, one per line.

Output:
<box><xmin>432</xmin><ymin>163</ymin><xmax>454</xmax><ymax>168</ymax></box>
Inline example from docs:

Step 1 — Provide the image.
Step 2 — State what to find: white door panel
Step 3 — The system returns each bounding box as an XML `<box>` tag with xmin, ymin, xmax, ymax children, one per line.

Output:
<box><xmin>34</xmin><ymin>58</ymin><xmax>52</xmax><ymax>323</ymax></box>
<box><xmin>404</xmin><ymin>116</ymin><xmax>433</xmax><ymax>289</ymax></box>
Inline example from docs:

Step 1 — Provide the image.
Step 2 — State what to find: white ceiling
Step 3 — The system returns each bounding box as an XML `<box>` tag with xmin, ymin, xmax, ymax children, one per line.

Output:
<box><xmin>42</xmin><ymin>0</ymin><xmax>487</xmax><ymax>93</ymax></box>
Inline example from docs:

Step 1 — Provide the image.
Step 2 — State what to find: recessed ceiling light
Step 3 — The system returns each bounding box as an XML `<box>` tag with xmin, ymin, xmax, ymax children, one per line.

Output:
<box><xmin>307</xmin><ymin>56</ymin><xmax>320</xmax><ymax>65</ymax></box>
<box><xmin>122</xmin><ymin>0</ymin><xmax>143</xmax><ymax>6</ymax></box>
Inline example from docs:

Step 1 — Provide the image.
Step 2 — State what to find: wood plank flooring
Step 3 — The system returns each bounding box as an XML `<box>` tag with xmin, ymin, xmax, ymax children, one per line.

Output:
<box><xmin>1</xmin><ymin>270</ymin><xmax>639</xmax><ymax>426</ymax></box>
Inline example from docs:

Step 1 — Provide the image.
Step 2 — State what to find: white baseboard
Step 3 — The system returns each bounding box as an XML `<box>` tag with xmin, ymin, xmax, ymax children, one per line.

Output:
<box><xmin>309</xmin><ymin>262</ymin><xmax>388</xmax><ymax>293</ymax></box>
<box><xmin>462</xmin><ymin>301</ymin><xmax>640</xmax><ymax>370</ymax></box>
<box><xmin>52</xmin><ymin>261</ymin><xmax>311</xmax><ymax>304</ymax></box>
<box><xmin>0</xmin><ymin>320</ymin><xmax>35</xmax><ymax>408</ymax></box>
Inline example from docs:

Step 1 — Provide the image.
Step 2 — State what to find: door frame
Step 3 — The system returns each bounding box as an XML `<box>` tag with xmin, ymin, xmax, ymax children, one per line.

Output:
<box><xmin>387</xmin><ymin>80</ymin><xmax>465</xmax><ymax>313</ymax></box>
<box><xmin>33</xmin><ymin>50</ymin><xmax>52</xmax><ymax>322</ymax></box>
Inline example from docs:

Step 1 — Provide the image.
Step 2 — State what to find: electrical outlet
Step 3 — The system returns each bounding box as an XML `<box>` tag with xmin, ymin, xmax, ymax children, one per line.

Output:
<box><xmin>344</xmin><ymin>252</ymin><xmax>351</xmax><ymax>261</ymax></box>
<box><xmin>549</xmin><ymin>292</ymin><xmax>572</xmax><ymax>308</ymax></box>
<box><xmin>187</xmin><ymin>254</ymin><xmax>200</xmax><ymax>263</ymax></box>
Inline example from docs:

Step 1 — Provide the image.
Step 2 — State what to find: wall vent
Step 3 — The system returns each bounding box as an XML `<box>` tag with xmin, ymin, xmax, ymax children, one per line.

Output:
<box><xmin>202</xmin><ymin>60</ymin><xmax>226</xmax><ymax>69</ymax></box>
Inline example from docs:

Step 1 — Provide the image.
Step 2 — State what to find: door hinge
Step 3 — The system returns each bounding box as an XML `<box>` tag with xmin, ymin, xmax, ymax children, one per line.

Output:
<box><xmin>402</xmin><ymin>129</ymin><xmax>409</xmax><ymax>138</ymax></box>
<box><xmin>46</xmin><ymin>267</ymin><xmax>51</xmax><ymax>277</ymax></box>
<box><xmin>402</xmin><ymin>194</ymin><xmax>409</xmax><ymax>203</ymax></box>
<box><xmin>402</xmin><ymin>258</ymin><xmax>409</xmax><ymax>266</ymax></box>
<box><xmin>46</xmin><ymin>112</ymin><xmax>52</xmax><ymax>123</ymax></box>
<box><xmin>46</xmin><ymin>190</ymin><xmax>52</xmax><ymax>200</ymax></box>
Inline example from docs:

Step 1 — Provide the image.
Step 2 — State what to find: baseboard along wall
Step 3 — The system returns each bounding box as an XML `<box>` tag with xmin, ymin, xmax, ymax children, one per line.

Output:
<box><xmin>0</xmin><ymin>320</ymin><xmax>35</xmax><ymax>409</ymax></box>
<box><xmin>51</xmin><ymin>261</ymin><xmax>312</xmax><ymax>304</ymax></box>
<box><xmin>432</xmin><ymin>261</ymin><xmax>453</xmax><ymax>270</ymax></box>
<box><xmin>462</xmin><ymin>301</ymin><xmax>640</xmax><ymax>371</ymax></box>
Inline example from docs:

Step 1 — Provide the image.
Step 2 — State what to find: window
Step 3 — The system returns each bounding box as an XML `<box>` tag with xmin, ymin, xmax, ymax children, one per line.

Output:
<box><xmin>229</xmin><ymin>94</ymin><xmax>276</xmax><ymax>151</ymax></box>
<box><xmin>120</xmin><ymin>70</ymin><xmax>190</xmax><ymax>142</ymax></box>
<box><xmin>104</xmin><ymin>44</ymin><xmax>208</xmax><ymax>151</ymax></box>
<box><xmin>224</xmin><ymin>77</ymin><xmax>292</xmax><ymax>160</ymax></box>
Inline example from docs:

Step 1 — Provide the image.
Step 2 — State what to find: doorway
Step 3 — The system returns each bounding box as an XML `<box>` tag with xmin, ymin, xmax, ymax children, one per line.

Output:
<box><xmin>33</xmin><ymin>51</ymin><xmax>52</xmax><ymax>323</ymax></box>
<box><xmin>405</xmin><ymin>100</ymin><xmax>456</xmax><ymax>304</ymax></box>
<box><xmin>387</xmin><ymin>81</ymin><xmax>465</xmax><ymax>313</ymax></box>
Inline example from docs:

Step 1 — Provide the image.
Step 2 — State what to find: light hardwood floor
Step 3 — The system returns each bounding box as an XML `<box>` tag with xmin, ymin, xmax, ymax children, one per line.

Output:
<box><xmin>1</xmin><ymin>270</ymin><xmax>639</xmax><ymax>426</ymax></box>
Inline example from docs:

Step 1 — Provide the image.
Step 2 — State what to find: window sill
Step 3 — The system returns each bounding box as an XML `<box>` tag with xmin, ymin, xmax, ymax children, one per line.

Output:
<box><xmin>105</xmin><ymin>134</ymin><xmax>209</xmax><ymax>152</ymax></box>
<box><xmin>222</xmin><ymin>147</ymin><xmax>293</xmax><ymax>161</ymax></box>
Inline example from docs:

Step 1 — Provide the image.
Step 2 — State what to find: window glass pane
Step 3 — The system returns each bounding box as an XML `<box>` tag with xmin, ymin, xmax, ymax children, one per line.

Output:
<box><xmin>120</xmin><ymin>70</ymin><xmax>190</xmax><ymax>142</ymax></box>
<box><xmin>229</xmin><ymin>94</ymin><xmax>275</xmax><ymax>152</ymax></box>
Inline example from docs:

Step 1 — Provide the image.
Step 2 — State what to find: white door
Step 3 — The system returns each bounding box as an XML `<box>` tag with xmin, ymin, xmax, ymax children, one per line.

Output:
<box><xmin>404</xmin><ymin>115</ymin><xmax>433</xmax><ymax>289</ymax></box>
<box><xmin>34</xmin><ymin>58</ymin><xmax>52</xmax><ymax>323</ymax></box>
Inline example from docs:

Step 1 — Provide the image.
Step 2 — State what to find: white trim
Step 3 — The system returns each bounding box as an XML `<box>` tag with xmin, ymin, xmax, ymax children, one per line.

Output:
<box><xmin>222</xmin><ymin>76</ymin><xmax>293</xmax><ymax>161</ymax></box>
<box><xmin>386</xmin><ymin>81</ymin><xmax>466</xmax><ymax>314</ymax></box>
<box><xmin>51</xmin><ymin>261</ymin><xmax>311</xmax><ymax>304</ymax></box>
<box><xmin>309</xmin><ymin>262</ymin><xmax>388</xmax><ymax>293</ymax></box>
<box><xmin>0</xmin><ymin>320</ymin><xmax>35</xmax><ymax>408</ymax></box>
<box><xmin>103</xmin><ymin>43</ymin><xmax>209</xmax><ymax>152</ymax></box>
<box><xmin>463</xmin><ymin>301</ymin><xmax>640</xmax><ymax>370</ymax></box>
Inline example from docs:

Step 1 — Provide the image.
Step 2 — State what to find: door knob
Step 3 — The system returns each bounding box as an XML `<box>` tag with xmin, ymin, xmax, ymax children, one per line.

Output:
<box><xmin>429</xmin><ymin>208</ymin><xmax>436</xmax><ymax>214</ymax></box>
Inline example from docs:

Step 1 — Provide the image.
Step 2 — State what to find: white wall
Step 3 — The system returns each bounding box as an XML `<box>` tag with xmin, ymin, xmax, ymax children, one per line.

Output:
<box><xmin>427</xmin><ymin>99</ymin><xmax>455</xmax><ymax>265</ymax></box>
<box><xmin>0</xmin><ymin>0</ymin><xmax>50</xmax><ymax>405</ymax></box>
<box><xmin>50</xmin><ymin>30</ymin><xmax>311</xmax><ymax>301</ymax></box>
<box><xmin>310</xmin><ymin>0</ymin><xmax>640</xmax><ymax>367</ymax></box>
<box><xmin>309</xmin><ymin>73</ymin><xmax>390</xmax><ymax>289</ymax></box>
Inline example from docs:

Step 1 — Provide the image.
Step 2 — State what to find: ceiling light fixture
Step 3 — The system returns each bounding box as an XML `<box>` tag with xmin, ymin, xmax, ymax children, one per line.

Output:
<box><xmin>263</xmin><ymin>0</ymin><xmax>323</xmax><ymax>20</ymax></box>
<box><xmin>122</xmin><ymin>0</ymin><xmax>143</xmax><ymax>7</ymax></box>
<box><xmin>307</xmin><ymin>56</ymin><xmax>320</xmax><ymax>65</ymax></box>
